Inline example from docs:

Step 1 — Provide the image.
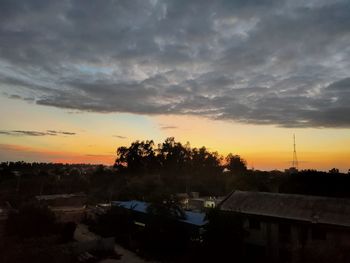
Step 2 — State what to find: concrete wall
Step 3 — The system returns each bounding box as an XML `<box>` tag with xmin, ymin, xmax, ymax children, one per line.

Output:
<box><xmin>52</xmin><ymin>208</ymin><xmax>86</xmax><ymax>223</ymax></box>
<box><xmin>242</xmin><ymin>217</ymin><xmax>350</xmax><ymax>263</ymax></box>
<box><xmin>40</xmin><ymin>196</ymin><xmax>86</xmax><ymax>207</ymax></box>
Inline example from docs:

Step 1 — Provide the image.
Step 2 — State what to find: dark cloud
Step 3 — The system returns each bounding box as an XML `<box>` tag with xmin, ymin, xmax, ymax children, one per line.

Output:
<box><xmin>0</xmin><ymin>131</ymin><xmax>12</xmax><ymax>135</ymax></box>
<box><xmin>113</xmin><ymin>135</ymin><xmax>127</xmax><ymax>139</ymax></box>
<box><xmin>60</xmin><ymin>131</ymin><xmax>76</xmax><ymax>135</ymax></box>
<box><xmin>46</xmin><ymin>130</ymin><xmax>76</xmax><ymax>135</ymax></box>
<box><xmin>0</xmin><ymin>130</ymin><xmax>76</xmax><ymax>136</ymax></box>
<box><xmin>1</xmin><ymin>0</ymin><xmax>350</xmax><ymax>127</ymax></box>
<box><xmin>2</xmin><ymin>92</ymin><xmax>35</xmax><ymax>102</ymax></box>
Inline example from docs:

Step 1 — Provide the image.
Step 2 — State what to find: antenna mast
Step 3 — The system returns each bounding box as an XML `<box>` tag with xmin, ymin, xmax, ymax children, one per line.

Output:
<box><xmin>292</xmin><ymin>134</ymin><xmax>298</xmax><ymax>169</ymax></box>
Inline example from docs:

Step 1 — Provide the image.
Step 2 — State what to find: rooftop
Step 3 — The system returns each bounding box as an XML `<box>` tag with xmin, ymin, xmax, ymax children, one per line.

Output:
<box><xmin>112</xmin><ymin>200</ymin><xmax>207</xmax><ymax>226</ymax></box>
<box><xmin>220</xmin><ymin>191</ymin><xmax>350</xmax><ymax>228</ymax></box>
<box><xmin>36</xmin><ymin>193</ymin><xmax>86</xmax><ymax>201</ymax></box>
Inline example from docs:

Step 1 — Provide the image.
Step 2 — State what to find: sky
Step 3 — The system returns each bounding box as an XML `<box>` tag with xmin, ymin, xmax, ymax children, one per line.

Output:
<box><xmin>0</xmin><ymin>0</ymin><xmax>350</xmax><ymax>171</ymax></box>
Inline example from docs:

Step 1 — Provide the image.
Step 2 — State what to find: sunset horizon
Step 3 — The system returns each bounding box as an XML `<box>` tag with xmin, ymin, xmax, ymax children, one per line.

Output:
<box><xmin>1</xmin><ymin>96</ymin><xmax>349</xmax><ymax>172</ymax></box>
<box><xmin>1</xmin><ymin>0</ymin><xmax>350</xmax><ymax>172</ymax></box>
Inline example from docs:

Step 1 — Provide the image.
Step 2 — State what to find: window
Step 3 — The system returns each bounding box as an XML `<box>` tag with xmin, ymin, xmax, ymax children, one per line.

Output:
<box><xmin>249</xmin><ymin>218</ymin><xmax>261</xmax><ymax>230</ymax></box>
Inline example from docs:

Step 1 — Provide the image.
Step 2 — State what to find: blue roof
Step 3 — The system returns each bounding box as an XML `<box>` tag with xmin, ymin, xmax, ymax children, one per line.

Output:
<box><xmin>112</xmin><ymin>200</ymin><xmax>207</xmax><ymax>226</ymax></box>
<box><xmin>112</xmin><ymin>200</ymin><xmax>148</xmax><ymax>213</ymax></box>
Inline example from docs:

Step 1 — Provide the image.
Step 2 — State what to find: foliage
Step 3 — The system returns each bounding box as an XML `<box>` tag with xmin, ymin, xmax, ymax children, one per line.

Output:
<box><xmin>279</xmin><ymin>171</ymin><xmax>350</xmax><ymax>198</ymax></box>
<box><xmin>114</xmin><ymin>137</ymin><xmax>226</xmax><ymax>177</ymax></box>
<box><xmin>1</xmin><ymin>138</ymin><xmax>349</xmax><ymax>207</ymax></box>
<box><xmin>90</xmin><ymin>206</ymin><xmax>134</xmax><ymax>243</ymax></box>
<box><xmin>141</xmin><ymin>215</ymin><xmax>190</xmax><ymax>260</ymax></box>
<box><xmin>147</xmin><ymin>194</ymin><xmax>186</xmax><ymax>220</ymax></box>
<box><xmin>115</xmin><ymin>140</ymin><xmax>158</xmax><ymax>174</ymax></box>
<box><xmin>203</xmin><ymin>208</ymin><xmax>245</xmax><ymax>262</ymax></box>
<box><xmin>143</xmin><ymin>194</ymin><xmax>190</xmax><ymax>260</ymax></box>
<box><xmin>6</xmin><ymin>203</ymin><xmax>58</xmax><ymax>238</ymax></box>
<box><xmin>114</xmin><ymin>137</ymin><xmax>244</xmax><ymax>195</ymax></box>
<box><xmin>329</xmin><ymin>168</ymin><xmax>340</xmax><ymax>174</ymax></box>
<box><xmin>0</xmin><ymin>236</ymin><xmax>73</xmax><ymax>263</ymax></box>
<box><xmin>225</xmin><ymin>153</ymin><xmax>248</xmax><ymax>174</ymax></box>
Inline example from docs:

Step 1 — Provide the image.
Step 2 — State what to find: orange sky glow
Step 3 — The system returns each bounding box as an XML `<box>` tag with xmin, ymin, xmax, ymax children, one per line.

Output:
<box><xmin>0</xmin><ymin>96</ymin><xmax>349</xmax><ymax>172</ymax></box>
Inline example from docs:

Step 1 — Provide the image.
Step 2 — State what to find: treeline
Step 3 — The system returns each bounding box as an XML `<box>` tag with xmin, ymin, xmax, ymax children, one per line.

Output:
<box><xmin>114</xmin><ymin>137</ymin><xmax>248</xmax><ymax>196</ymax></box>
<box><xmin>115</xmin><ymin>137</ymin><xmax>247</xmax><ymax>175</ymax></box>
<box><xmin>0</xmin><ymin>162</ymin><xmax>96</xmax><ymax>207</ymax></box>
<box><xmin>1</xmin><ymin>137</ymin><xmax>350</xmax><ymax>207</ymax></box>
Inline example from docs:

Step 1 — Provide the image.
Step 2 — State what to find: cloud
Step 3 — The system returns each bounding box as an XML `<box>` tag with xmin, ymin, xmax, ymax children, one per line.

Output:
<box><xmin>1</xmin><ymin>0</ymin><xmax>350</xmax><ymax>127</ymax></box>
<box><xmin>0</xmin><ymin>130</ymin><xmax>76</xmax><ymax>136</ymax></box>
<box><xmin>47</xmin><ymin>130</ymin><xmax>76</xmax><ymax>135</ymax></box>
<box><xmin>11</xmin><ymin>130</ymin><xmax>50</xmax><ymax>136</ymax></box>
<box><xmin>0</xmin><ymin>131</ymin><xmax>12</xmax><ymax>135</ymax></box>
<box><xmin>2</xmin><ymin>92</ymin><xmax>35</xmax><ymax>102</ymax></box>
<box><xmin>160</xmin><ymin>125</ymin><xmax>178</xmax><ymax>130</ymax></box>
<box><xmin>0</xmin><ymin>144</ymin><xmax>113</xmax><ymax>164</ymax></box>
<box><xmin>60</xmin><ymin>131</ymin><xmax>76</xmax><ymax>135</ymax></box>
<box><xmin>113</xmin><ymin>135</ymin><xmax>127</xmax><ymax>139</ymax></box>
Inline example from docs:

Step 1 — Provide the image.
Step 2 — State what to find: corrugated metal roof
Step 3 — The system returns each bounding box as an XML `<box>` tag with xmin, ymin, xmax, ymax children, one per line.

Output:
<box><xmin>220</xmin><ymin>191</ymin><xmax>350</xmax><ymax>227</ymax></box>
<box><xmin>112</xmin><ymin>200</ymin><xmax>147</xmax><ymax>213</ymax></box>
<box><xmin>36</xmin><ymin>193</ymin><xmax>85</xmax><ymax>200</ymax></box>
<box><xmin>112</xmin><ymin>200</ymin><xmax>207</xmax><ymax>226</ymax></box>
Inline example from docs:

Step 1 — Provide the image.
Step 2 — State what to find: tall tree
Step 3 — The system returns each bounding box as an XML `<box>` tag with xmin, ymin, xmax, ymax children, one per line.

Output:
<box><xmin>225</xmin><ymin>154</ymin><xmax>247</xmax><ymax>174</ymax></box>
<box><xmin>158</xmin><ymin>137</ymin><xmax>191</xmax><ymax>175</ymax></box>
<box><xmin>115</xmin><ymin>140</ymin><xmax>159</xmax><ymax>174</ymax></box>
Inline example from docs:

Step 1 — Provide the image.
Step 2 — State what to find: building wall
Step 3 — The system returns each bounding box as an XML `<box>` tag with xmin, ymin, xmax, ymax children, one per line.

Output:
<box><xmin>242</xmin><ymin>217</ymin><xmax>350</xmax><ymax>263</ymax></box>
<box><xmin>51</xmin><ymin>207</ymin><xmax>86</xmax><ymax>223</ymax></box>
<box><xmin>36</xmin><ymin>194</ymin><xmax>87</xmax><ymax>223</ymax></box>
<box><xmin>0</xmin><ymin>210</ymin><xmax>8</xmax><ymax>239</ymax></box>
<box><xmin>41</xmin><ymin>196</ymin><xmax>86</xmax><ymax>207</ymax></box>
<box><xmin>0</xmin><ymin>219</ymin><xmax>6</xmax><ymax>239</ymax></box>
<box><xmin>188</xmin><ymin>198</ymin><xmax>217</xmax><ymax>211</ymax></box>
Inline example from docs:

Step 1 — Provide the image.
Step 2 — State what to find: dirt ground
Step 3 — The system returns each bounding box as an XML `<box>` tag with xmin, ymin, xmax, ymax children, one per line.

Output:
<box><xmin>74</xmin><ymin>224</ymin><xmax>156</xmax><ymax>263</ymax></box>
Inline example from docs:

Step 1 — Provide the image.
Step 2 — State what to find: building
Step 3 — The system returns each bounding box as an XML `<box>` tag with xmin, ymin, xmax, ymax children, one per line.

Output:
<box><xmin>176</xmin><ymin>192</ymin><xmax>224</xmax><ymax>211</ymax></box>
<box><xmin>112</xmin><ymin>200</ymin><xmax>207</xmax><ymax>227</ymax></box>
<box><xmin>188</xmin><ymin>196</ymin><xmax>223</xmax><ymax>211</ymax></box>
<box><xmin>0</xmin><ymin>202</ymin><xmax>12</xmax><ymax>238</ymax></box>
<box><xmin>35</xmin><ymin>193</ymin><xmax>87</xmax><ymax>223</ymax></box>
<box><xmin>219</xmin><ymin>191</ymin><xmax>350</xmax><ymax>263</ymax></box>
<box><xmin>175</xmin><ymin>193</ymin><xmax>190</xmax><ymax>208</ymax></box>
<box><xmin>112</xmin><ymin>200</ymin><xmax>207</xmax><ymax>243</ymax></box>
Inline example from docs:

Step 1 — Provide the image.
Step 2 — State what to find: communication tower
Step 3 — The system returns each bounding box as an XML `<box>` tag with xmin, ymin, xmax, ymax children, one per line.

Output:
<box><xmin>292</xmin><ymin>134</ymin><xmax>298</xmax><ymax>169</ymax></box>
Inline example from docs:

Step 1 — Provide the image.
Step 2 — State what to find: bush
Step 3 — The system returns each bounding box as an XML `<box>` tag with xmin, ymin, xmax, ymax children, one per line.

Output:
<box><xmin>6</xmin><ymin>203</ymin><xmax>59</xmax><ymax>238</ymax></box>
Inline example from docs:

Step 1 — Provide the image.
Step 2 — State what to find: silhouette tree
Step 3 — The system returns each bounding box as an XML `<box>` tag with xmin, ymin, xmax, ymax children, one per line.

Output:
<box><xmin>158</xmin><ymin>137</ymin><xmax>191</xmax><ymax>176</ymax></box>
<box><xmin>115</xmin><ymin>140</ymin><xmax>158</xmax><ymax>175</ymax></box>
<box><xmin>225</xmin><ymin>154</ymin><xmax>247</xmax><ymax>174</ymax></box>
<box><xmin>6</xmin><ymin>203</ymin><xmax>58</xmax><ymax>238</ymax></box>
<box><xmin>147</xmin><ymin>194</ymin><xmax>186</xmax><ymax>220</ymax></box>
<box><xmin>145</xmin><ymin>195</ymin><xmax>189</xmax><ymax>259</ymax></box>
<box><xmin>191</xmin><ymin>147</ymin><xmax>222</xmax><ymax>175</ymax></box>
<box><xmin>204</xmin><ymin>208</ymin><xmax>245</xmax><ymax>262</ymax></box>
<box><xmin>329</xmin><ymin>168</ymin><xmax>340</xmax><ymax>174</ymax></box>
